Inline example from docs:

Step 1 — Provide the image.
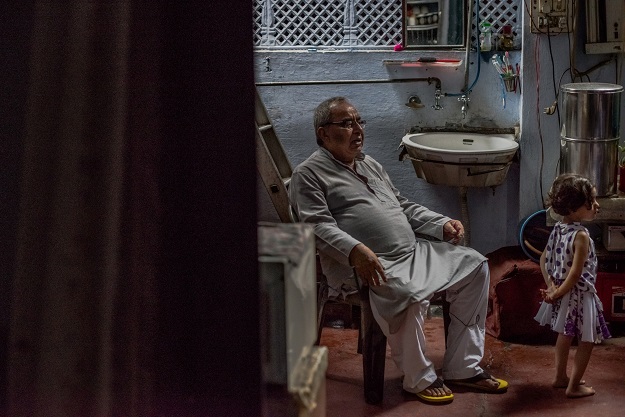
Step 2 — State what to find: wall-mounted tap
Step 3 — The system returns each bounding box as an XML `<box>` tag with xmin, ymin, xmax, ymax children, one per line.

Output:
<box><xmin>432</xmin><ymin>89</ymin><xmax>443</xmax><ymax>110</ymax></box>
<box><xmin>458</xmin><ymin>94</ymin><xmax>470</xmax><ymax>119</ymax></box>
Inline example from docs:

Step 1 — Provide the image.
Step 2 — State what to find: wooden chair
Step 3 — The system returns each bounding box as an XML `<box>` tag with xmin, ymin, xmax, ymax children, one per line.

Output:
<box><xmin>316</xmin><ymin>264</ymin><xmax>450</xmax><ymax>405</ymax></box>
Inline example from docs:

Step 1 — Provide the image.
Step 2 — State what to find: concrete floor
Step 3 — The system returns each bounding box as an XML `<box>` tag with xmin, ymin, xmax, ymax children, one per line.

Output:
<box><xmin>320</xmin><ymin>317</ymin><xmax>625</xmax><ymax>417</ymax></box>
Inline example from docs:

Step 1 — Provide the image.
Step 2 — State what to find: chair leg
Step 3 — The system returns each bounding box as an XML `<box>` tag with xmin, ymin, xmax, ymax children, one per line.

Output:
<box><xmin>359</xmin><ymin>286</ymin><xmax>386</xmax><ymax>405</ymax></box>
<box><xmin>316</xmin><ymin>282</ymin><xmax>329</xmax><ymax>345</ymax></box>
<box><xmin>316</xmin><ymin>299</ymin><xmax>327</xmax><ymax>345</ymax></box>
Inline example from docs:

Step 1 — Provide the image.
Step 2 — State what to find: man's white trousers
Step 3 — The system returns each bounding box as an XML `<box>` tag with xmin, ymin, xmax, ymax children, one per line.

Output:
<box><xmin>370</xmin><ymin>261</ymin><xmax>489</xmax><ymax>393</ymax></box>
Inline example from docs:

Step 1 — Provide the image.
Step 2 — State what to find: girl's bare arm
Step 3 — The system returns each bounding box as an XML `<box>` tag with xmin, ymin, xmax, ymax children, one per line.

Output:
<box><xmin>550</xmin><ymin>231</ymin><xmax>590</xmax><ymax>300</ymax></box>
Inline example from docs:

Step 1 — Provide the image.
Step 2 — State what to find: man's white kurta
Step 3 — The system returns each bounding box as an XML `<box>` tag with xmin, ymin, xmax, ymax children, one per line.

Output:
<box><xmin>289</xmin><ymin>147</ymin><xmax>486</xmax><ymax>333</ymax></box>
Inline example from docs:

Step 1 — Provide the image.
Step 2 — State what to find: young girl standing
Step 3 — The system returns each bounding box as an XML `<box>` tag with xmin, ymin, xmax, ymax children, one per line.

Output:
<box><xmin>534</xmin><ymin>173</ymin><xmax>611</xmax><ymax>398</ymax></box>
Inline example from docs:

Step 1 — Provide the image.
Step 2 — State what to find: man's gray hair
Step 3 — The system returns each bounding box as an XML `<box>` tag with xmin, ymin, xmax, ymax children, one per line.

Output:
<box><xmin>313</xmin><ymin>97</ymin><xmax>350</xmax><ymax>146</ymax></box>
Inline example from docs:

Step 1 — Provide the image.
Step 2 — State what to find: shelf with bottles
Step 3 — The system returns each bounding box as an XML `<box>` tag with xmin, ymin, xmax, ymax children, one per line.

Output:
<box><xmin>405</xmin><ymin>1</ymin><xmax>439</xmax><ymax>26</ymax></box>
<box><xmin>406</xmin><ymin>12</ymin><xmax>440</xmax><ymax>28</ymax></box>
<box><xmin>480</xmin><ymin>22</ymin><xmax>520</xmax><ymax>53</ymax></box>
<box><xmin>404</xmin><ymin>0</ymin><xmax>441</xmax><ymax>47</ymax></box>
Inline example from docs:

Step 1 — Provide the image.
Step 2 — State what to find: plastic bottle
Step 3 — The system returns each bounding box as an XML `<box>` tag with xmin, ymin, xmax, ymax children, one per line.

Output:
<box><xmin>479</xmin><ymin>22</ymin><xmax>492</xmax><ymax>52</ymax></box>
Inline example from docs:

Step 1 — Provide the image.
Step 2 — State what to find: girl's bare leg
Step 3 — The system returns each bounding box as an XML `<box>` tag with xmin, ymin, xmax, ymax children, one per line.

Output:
<box><xmin>553</xmin><ymin>334</ymin><xmax>573</xmax><ymax>388</ymax></box>
<box><xmin>566</xmin><ymin>341</ymin><xmax>595</xmax><ymax>398</ymax></box>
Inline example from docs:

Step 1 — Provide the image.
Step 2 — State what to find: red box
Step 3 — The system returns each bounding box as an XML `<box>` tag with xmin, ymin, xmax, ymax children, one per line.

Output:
<box><xmin>597</xmin><ymin>272</ymin><xmax>625</xmax><ymax>322</ymax></box>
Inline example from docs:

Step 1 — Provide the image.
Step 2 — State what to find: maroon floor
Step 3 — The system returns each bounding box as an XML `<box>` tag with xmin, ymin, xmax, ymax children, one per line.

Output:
<box><xmin>321</xmin><ymin>317</ymin><xmax>625</xmax><ymax>417</ymax></box>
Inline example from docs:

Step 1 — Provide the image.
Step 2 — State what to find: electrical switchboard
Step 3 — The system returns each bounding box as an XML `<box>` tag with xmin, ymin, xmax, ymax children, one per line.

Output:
<box><xmin>530</xmin><ymin>0</ymin><xmax>574</xmax><ymax>34</ymax></box>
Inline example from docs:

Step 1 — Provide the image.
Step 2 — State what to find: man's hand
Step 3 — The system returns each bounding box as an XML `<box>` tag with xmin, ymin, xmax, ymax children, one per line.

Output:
<box><xmin>348</xmin><ymin>243</ymin><xmax>387</xmax><ymax>287</ymax></box>
<box><xmin>443</xmin><ymin>220</ymin><xmax>465</xmax><ymax>245</ymax></box>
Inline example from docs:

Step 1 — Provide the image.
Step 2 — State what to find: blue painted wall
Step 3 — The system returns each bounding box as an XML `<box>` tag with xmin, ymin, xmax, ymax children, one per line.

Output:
<box><xmin>255</xmin><ymin>21</ymin><xmax>624</xmax><ymax>255</ymax></box>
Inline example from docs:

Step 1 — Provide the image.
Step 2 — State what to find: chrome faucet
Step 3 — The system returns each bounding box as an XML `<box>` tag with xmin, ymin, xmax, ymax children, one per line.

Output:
<box><xmin>432</xmin><ymin>89</ymin><xmax>443</xmax><ymax>110</ymax></box>
<box><xmin>458</xmin><ymin>94</ymin><xmax>470</xmax><ymax>119</ymax></box>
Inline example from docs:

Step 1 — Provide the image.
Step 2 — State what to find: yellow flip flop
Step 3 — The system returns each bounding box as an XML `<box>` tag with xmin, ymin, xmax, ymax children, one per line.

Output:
<box><xmin>413</xmin><ymin>378</ymin><xmax>454</xmax><ymax>404</ymax></box>
<box><xmin>446</xmin><ymin>371</ymin><xmax>508</xmax><ymax>393</ymax></box>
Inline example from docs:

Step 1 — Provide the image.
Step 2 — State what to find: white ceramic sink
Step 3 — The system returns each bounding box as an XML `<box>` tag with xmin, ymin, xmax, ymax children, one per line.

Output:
<box><xmin>401</xmin><ymin>132</ymin><xmax>518</xmax><ymax>164</ymax></box>
<box><xmin>400</xmin><ymin>132</ymin><xmax>519</xmax><ymax>187</ymax></box>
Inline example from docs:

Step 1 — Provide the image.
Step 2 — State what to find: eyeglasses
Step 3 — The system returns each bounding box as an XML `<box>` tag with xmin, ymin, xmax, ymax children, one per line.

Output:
<box><xmin>324</xmin><ymin>119</ymin><xmax>366</xmax><ymax>129</ymax></box>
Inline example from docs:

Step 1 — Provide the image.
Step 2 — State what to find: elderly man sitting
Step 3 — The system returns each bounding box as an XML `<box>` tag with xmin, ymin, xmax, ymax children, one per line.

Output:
<box><xmin>289</xmin><ymin>96</ymin><xmax>508</xmax><ymax>404</ymax></box>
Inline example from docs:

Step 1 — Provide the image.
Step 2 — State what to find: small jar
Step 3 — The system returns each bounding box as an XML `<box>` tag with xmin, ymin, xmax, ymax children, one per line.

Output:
<box><xmin>406</xmin><ymin>5</ymin><xmax>415</xmax><ymax>26</ymax></box>
<box><xmin>500</xmin><ymin>25</ymin><xmax>514</xmax><ymax>50</ymax></box>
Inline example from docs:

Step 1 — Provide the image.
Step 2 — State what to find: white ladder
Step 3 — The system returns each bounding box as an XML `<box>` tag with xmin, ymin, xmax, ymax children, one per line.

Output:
<box><xmin>255</xmin><ymin>89</ymin><xmax>293</xmax><ymax>223</ymax></box>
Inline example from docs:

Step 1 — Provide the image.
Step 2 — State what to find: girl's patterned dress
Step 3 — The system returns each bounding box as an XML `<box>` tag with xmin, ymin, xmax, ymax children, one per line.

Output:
<box><xmin>534</xmin><ymin>222</ymin><xmax>611</xmax><ymax>343</ymax></box>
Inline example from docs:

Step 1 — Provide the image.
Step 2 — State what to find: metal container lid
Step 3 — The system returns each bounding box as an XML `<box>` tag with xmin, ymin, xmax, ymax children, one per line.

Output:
<box><xmin>561</xmin><ymin>82</ymin><xmax>623</xmax><ymax>93</ymax></box>
<box><xmin>560</xmin><ymin>82</ymin><xmax>623</xmax><ymax>140</ymax></box>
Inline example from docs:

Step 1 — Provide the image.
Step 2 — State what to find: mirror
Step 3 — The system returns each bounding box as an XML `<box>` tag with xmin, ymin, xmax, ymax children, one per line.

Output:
<box><xmin>402</xmin><ymin>0</ymin><xmax>466</xmax><ymax>49</ymax></box>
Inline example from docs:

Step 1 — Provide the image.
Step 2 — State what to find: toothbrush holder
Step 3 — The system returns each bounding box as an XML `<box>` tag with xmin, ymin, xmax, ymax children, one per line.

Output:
<box><xmin>501</xmin><ymin>74</ymin><xmax>518</xmax><ymax>93</ymax></box>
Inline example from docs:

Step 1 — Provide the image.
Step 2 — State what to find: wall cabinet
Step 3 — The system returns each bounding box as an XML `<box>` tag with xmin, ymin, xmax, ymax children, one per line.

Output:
<box><xmin>403</xmin><ymin>0</ymin><xmax>442</xmax><ymax>47</ymax></box>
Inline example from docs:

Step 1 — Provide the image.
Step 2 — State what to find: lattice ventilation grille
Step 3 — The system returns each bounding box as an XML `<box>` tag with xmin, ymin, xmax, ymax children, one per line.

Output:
<box><xmin>253</xmin><ymin>0</ymin><xmax>402</xmax><ymax>48</ymax></box>
<box><xmin>356</xmin><ymin>1</ymin><xmax>403</xmax><ymax>46</ymax></box>
<box><xmin>253</xmin><ymin>0</ymin><xmax>264</xmax><ymax>46</ymax></box>
<box><xmin>472</xmin><ymin>0</ymin><xmax>521</xmax><ymax>46</ymax></box>
<box><xmin>253</xmin><ymin>0</ymin><xmax>522</xmax><ymax>49</ymax></box>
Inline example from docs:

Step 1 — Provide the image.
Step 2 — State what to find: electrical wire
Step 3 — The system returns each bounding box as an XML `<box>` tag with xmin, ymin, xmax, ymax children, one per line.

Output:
<box><xmin>567</xmin><ymin>1</ymin><xmax>574</xmax><ymax>82</ymax></box>
<box><xmin>445</xmin><ymin>0</ymin><xmax>480</xmax><ymax>97</ymax></box>
<box><xmin>546</xmin><ymin>24</ymin><xmax>561</xmax><ymax>126</ymax></box>
<box><xmin>534</xmin><ymin>35</ymin><xmax>545</xmax><ymax>207</ymax></box>
<box><xmin>569</xmin><ymin>0</ymin><xmax>578</xmax><ymax>81</ymax></box>
<box><xmin>558</xmin><ymin>68</ymin><xmax>572</xmax><ymax>89</ymax></box>
<box><xmin>464</xmin><ymin>0</ymin><xmax>481</xmax><ymax>94</ymax></box>
<box><xmin>572</xmin><ymin>58</ymin><xmax>615</xmax><ymax>81</ymax></box>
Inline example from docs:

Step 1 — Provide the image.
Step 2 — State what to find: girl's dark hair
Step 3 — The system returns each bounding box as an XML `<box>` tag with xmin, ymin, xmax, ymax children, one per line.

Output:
<box><xmin>546</xmin><ymin>173</ymin><xmax>595</xmax><ymax>216</ymax></box>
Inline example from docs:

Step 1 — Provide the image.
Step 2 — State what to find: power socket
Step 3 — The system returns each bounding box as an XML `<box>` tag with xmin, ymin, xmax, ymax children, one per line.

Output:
<box><xmin>530</xmin><ymin>0</ymin><xmax>574</xmax><ymax>34</ymax></box>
